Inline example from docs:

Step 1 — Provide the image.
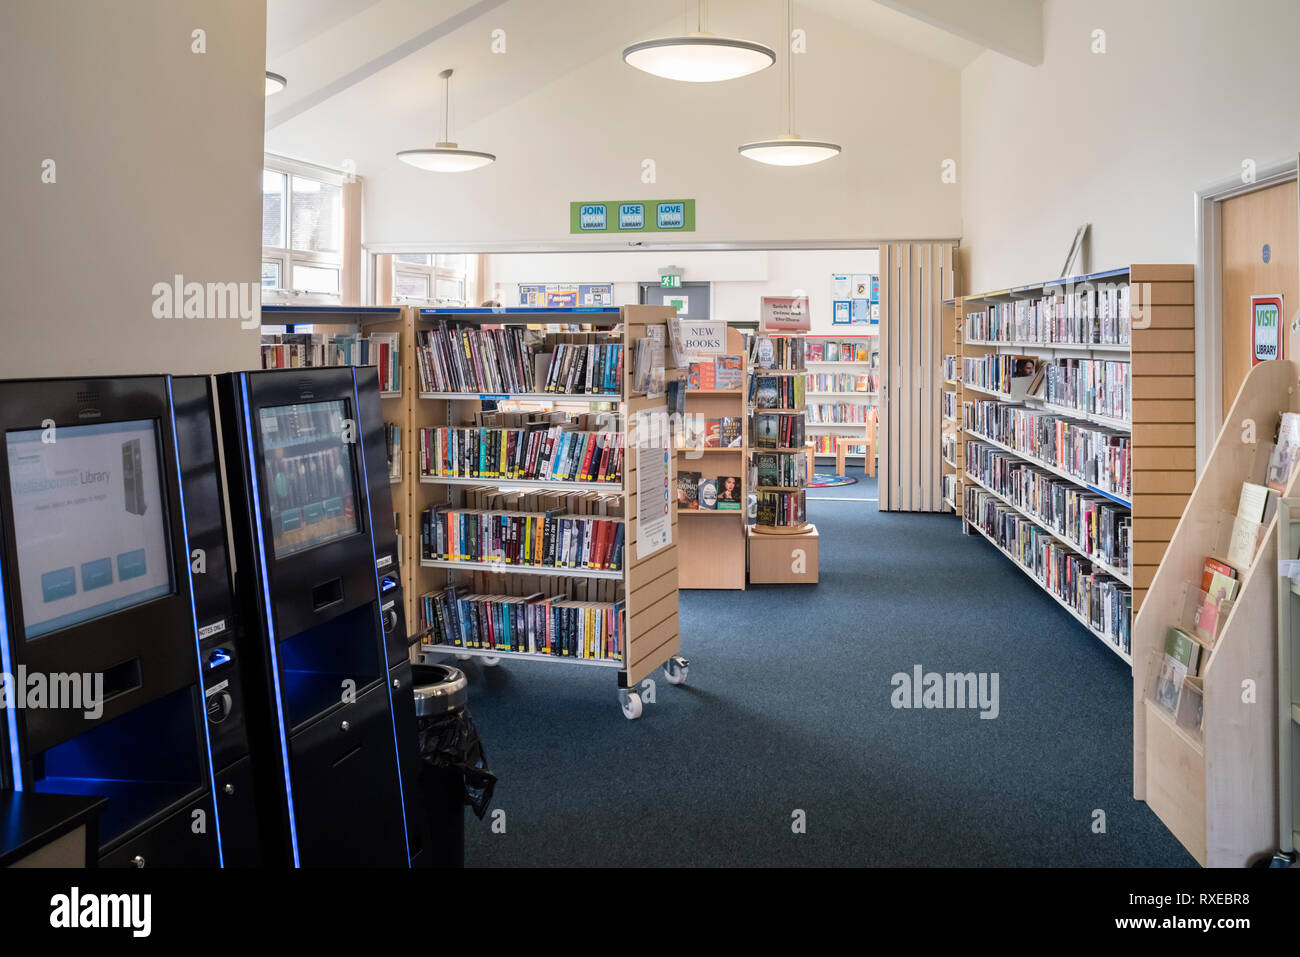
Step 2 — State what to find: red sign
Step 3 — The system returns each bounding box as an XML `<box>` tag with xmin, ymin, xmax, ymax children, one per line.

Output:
<box><xmin>761</xmin><ymin>296</ymin><xmax>810</xmax><ymax>332</ymax></box>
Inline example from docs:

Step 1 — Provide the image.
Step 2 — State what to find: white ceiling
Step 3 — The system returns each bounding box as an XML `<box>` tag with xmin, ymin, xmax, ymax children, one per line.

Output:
<box><xmin>263</xmin><ymin>0</ymin><xmax>994</xmax><ymax>176</ymax></box>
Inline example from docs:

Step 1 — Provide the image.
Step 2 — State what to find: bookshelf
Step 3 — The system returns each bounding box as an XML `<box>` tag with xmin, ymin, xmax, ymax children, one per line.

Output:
<box><xmin>1275</xmin><ymin>497</ymin><xmax>1300</xmax><ymax>864</ymax></box>
<box><xmin>955</xmin><ymin>264</ymin><xmax>1194</xmax><ymax>661</ymax></box>
<box><xmin>751</xmin><ymin>332</ymin><xmax>811</xmax><ymax>537</ymax></box>
<box><xmin>1133</xmin><ymin>358</ymin><xmax>1298</xmax><ymax>866</ymax></box>
<box><xmin>676</xmin><ymin>327</ymin><xmax>747</xmax><ymax>590</ymax></box>
<box><xmin>405</xmin><ymin>305</ymin><xmax>687</xmax><ymax>719</ymax></box>
<box><xmin>804</xmin><ymin>332</ymin><xmax>878</xmax><ymax>465</ymax></box>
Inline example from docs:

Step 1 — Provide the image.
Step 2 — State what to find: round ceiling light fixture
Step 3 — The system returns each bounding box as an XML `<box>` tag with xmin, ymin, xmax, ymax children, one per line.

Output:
<box><xmin>265</xmin><ymin>71</ymin><xmax>287</xmax><ymax>96</ymax></box>
<box><xmin>396</xmin><ymin>69</ymin><xmax>496</xmax><ymax>172</ymax></box>
<box><xmin>623</xmin><ymin>1</ymin><xmax>774</xmax><ymax>82</ymax></box>
<box><xmin>738</xmin><ymin>0</ymin><xmax>841</xmax><ymax>166</ymax></box>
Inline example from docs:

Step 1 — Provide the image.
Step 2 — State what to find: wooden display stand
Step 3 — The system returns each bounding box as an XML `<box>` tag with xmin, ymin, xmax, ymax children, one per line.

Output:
<box><xmin>395</xmin><ymin>304</ymin><xmax>686</xmax><ymax>719</ymax></box>
<box><xmin>1132</xmin><ymin>359</ymin><xmax>1297</xmax><ymax>866</ymax></box>
<box><xmin>747</xmin><ymin>524</ymin><xmax>819</xmax><ymax>584</ymax></box>
<box><xmin>677</xmin><ymin>325</ymin><xmax>748</xmax><ymax>590</ymax></box>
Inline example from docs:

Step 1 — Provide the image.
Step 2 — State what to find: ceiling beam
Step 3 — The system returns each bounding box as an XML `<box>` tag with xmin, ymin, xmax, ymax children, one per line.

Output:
<box><xmin>871</xmin><ymin>0</ymin><xmax>1043</xmax><ymax>66</ymax></box>
<box><xmin>267</xmin><ymin>0</ymin><xmax>510</xmax><ymax>130</ymax></box>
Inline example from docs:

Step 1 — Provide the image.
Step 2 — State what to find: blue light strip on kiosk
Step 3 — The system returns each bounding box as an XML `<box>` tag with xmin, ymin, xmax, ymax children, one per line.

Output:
<box><xmin>167</xmin><ymin>378</ymin><xmax>225</xmax><ymax>865</ymax></box>
<box><xmin>240</xmin><ymin>375</ymin><xmax>301</xmax><ymax>866</ymax></box>
<box><xmin>0</xmin><ymin>546</ymin><xmax>22</xmax><ymax>790</ymax></box>
<box><xmin>353</xmin><ymin>374</ymin><xmax>413</xmax><ymax>867</ymax></box>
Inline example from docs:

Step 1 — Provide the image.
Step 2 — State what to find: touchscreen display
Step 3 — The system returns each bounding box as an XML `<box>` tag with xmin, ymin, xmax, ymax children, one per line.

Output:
<box><xmin>5</xmin><ymin>419</ymin><xmax>174</xmax><ymax>640</ymax></box>
<box><xmin>258</xmin><ymin>401</ymin><xmax>359</xmax><ymax>558</ymax></box>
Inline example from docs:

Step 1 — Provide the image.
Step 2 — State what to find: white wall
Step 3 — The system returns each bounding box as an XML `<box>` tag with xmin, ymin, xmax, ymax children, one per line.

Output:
<box><xmin>342</xmin><ymin>2</ymin><xmax>961</xmax><ymax>247</ymax></box>
<box><xmin>961</xmin><ymin>0</ymin><xmax>1300</xmax><ymax>293</ymax></box>
<box><xmin>0</xmin><ymin>0</ymin><xmax>266</xmax><ymax>377</ymax></box>
<box><xmin>481</xmin><ymin>248</ymin><xmax>878</xmax><ymax>335</ymax></box>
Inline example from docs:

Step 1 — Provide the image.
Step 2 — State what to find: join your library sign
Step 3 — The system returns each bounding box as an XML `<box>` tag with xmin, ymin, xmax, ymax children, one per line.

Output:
<box><xmin>570</xmin><ymin>200</ymin><xmax>696</xmax><ymax>234</ymax></box>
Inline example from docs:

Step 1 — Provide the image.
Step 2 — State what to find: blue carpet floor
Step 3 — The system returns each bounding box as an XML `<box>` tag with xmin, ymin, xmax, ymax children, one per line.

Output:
<box><xmin>457</xmin><ymin>468</ymin><xmax>1195</xmax><ymax>866</ymax></box>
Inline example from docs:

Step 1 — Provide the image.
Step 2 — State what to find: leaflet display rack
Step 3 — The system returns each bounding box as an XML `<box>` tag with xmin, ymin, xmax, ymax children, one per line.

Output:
<box><xmin>1133</xmin><ymin>358</ymin><xmax>1298</xmax><ymax>867</ymax></box>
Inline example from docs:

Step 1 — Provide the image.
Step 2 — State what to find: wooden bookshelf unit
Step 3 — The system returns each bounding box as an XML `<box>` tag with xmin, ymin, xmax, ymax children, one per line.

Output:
<box><xmin>676</xmin><ymin>325</ymin><xmax>747</xmax><ymax>590</ymax></box>
<box><xmin>953</xmin><ymin>264</ymin><xmax>1193</xmax><ymax>662</ymax></box>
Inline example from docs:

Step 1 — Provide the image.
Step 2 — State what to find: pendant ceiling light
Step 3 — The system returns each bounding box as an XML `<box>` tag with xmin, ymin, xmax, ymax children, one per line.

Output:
<box><xmin>623</xmin><ymin>0</ymin><xmax>774</xmax><ymax>83</ymax></box>
<box><xmin>265</xmin><ymin>71</ymin><xmax>287</xmax><ymax>96</ymax></box>
<box><xmin>739</xmin><ymin>0</ymin><xmax>840</xmax><ymax>166</ymax></box>
<box><xmin>397</xmin><ymin>68</ymin><xmax>496</xmax><ymax>172</ymax></box>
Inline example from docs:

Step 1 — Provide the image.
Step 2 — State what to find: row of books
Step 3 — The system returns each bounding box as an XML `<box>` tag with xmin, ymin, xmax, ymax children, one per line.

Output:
<box><xmin>961</xmin><ymin>353</ymin><xmax>1039</xmax><ymax>396</ymax></box>
<box><xmin>541</xmin><ymin>342</ymin><xmax>624</xmax><ymax>395</ymax></box>
<box><xmin>752</xmin><ymin>374</ymin><xmax>805</xmax><ymax>410</ymax></box>
<box><xmin>965</xmin><ymin>441</ymin><xmax>1131</xmax><ymax>573</ymax></box>
<box><xmin>676</xmin><ymin>472</ymin><xmax>743</xmax><ymax>510</ymax></box>
<box><xmin>678</xmin><ymin>415</ymin><xmax>743</xmax><ymax>450</ymax></box>
<box><xmin>752</xmin><ymin>451</ymin><xmax>806</xmax><ymax>489</ymax></box>
<box><xmin>965</xmin><ymin>283</ymin><xmax>1132</xmax><ymax>346</ymax></box>
<box><xmin>810</xmin><ymin>434</ymin><xmax>866</xmax><ymax>456</ymax></box>
<box><xmin>942</xmin><ymin>472</ymin><xmax>958</xmax><ymax>505</ymax></box>
<box><xmin>965</xmin><ymin>486</ymin><xmax>1131</xmax><ymax>654</ymax></box>
<box><xmin>687</xmin><ymin>355</ymin><xmax>744</xmax><ymax>391</ymax></box>
<box><xmin>942</xmin><ymin>390</ymin><xmax>957</xmax><ymax>422</ymax></box>
<box><xmin>260</xmin><ymin>332</ymin><xmax>402</xmax><ymax>392</ymax></box>
<box><xmin>384</xmin><ymin>423</ymin><xmax>402</xmax><ymax>482</ymax></box>
<box><xmin>806</xmin><ymin>340</ymin><xmax>873</xmax><ymax>363</ymax></box>
<box><xmin>805</xmin><ymin>373</ymin><xmax>876</xmax><ymax>394</ymax></box>
<box><xmin>807</xmin><ymin>403</ymin><xmax>871</xmax><ymax>425</ymax></box>
<box><xmin>415</xmin><ymin>323</ymin><xmax>536</xmax><ymax>394</ymax></box>
<box><xmin>941</xmin><ymin>431</ymin><xmax>957</xmax><ymax>464</ymax></box>
<box><xmin>943</xmin><ymin>354</ymin><xmax>958</xmax><ymax>381</ymax></box>
<box><xmin>418</xmin><ymin>585</ymin><xmax>624</xmax><ymax>660</ymax></box>
<box><xmin>756</xmin><ymin>489</ymin><xmax>807</xmax><ymax>527</ymax></box>
<box><xmin>963</xmin><ymin>399</ymin><xmax>1131</xmax><ymax>500</ymax></box>
<box><xmin>418</xmin><ymin>423</ymin><xmax>623</xmax><ymax>484</ymax></box>
<box><xmin>753</xmin><ymin>412</ymin><xmax>806</xmax><ymax>449</ymax></box>
<box><xmin>1039</xmin><ymin>358</ymin><xmax>1130</xmax><ymax>423</ymax></box>
<box><xmin>751</xmin><ymin>335</ymin><xmax>805</xmax><ymax>371</ymax></box>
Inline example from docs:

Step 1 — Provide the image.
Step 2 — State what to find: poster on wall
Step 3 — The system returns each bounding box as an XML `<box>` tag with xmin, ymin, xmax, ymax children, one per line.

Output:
<box><xmin>1252</xmin><ymin>294</ymin><xmax>1284</xmax><ymax>365</ymax></box>
<box><xmin>634</xmin><ymin>406</ymin><xmax>672</xmax><ymax>560</ymax></box>
<box><xmin>761</xmin><ymin>295</ymin><xmax>811</xmax><ymax>331</ymax></box>
<box><xmin>851</xmin><ymin>298</ymin><xmax>873</xmax><ymax>325</ymax></box>
<box><xmin>519</xmin><ymin>284</ymin><xmax>546</xmax><ymax>306</ymax></box>
<box><xmin>578</xmin><ymin>283</ymin><xmax>614</xmax><ymax>306</ymax></box>
<box><xmin>851</xmin><ymin>274</ymin><xmax>871</xmax><ymax>299</ymax></box>
<box><xmin>545</xmin><ymin>288</ymin><xmax>579</xmax><ymax>308</ymax></box>
<box><xmin>832</xmin><ymin>300</ymin><xmax>852</xmax><ymax>324</ymax></box>
<box><xmin>831</xmin><ymin>274</ymin><xmax>851</xmax><ymax>300</ymax></box>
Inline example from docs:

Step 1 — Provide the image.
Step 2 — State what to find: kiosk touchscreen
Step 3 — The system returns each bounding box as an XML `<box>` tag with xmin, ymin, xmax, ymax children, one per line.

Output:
<box><xmin>216</xmin><ymin>368</ymin><xmax>409</xmax><ymax>867</ymax></box>
<box><xmin>0</xmin><ymin>376</ymin><xmax>220</xmax><ymax>866</ymax></box>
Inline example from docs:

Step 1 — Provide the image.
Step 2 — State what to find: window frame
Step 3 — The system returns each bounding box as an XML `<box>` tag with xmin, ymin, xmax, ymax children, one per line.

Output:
<box><xmin>262</xmin><ymin>154</ymin><xmax>348</xmax><ymax>307</ymax></box>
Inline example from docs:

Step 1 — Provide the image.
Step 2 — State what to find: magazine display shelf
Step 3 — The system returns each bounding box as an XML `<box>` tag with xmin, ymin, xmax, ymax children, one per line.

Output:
<box><xmin>1132</xmin><ymin>358</ymin><xmax>1299</xmax><ymax>865</ymax></box>
<box><xmin>677</xmin><ymin>325</ymin><xmax>747</xmax><ymax>590</ymax></box>
<box><xmin>401</xmin><ymin>304</ymin><xmax>686</xmax><ymax>720</ymax></box>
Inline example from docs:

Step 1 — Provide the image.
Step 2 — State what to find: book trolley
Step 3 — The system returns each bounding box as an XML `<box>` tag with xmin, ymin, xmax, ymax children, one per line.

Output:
<box><xmin>676</xmin><ymin>325</ymin><xmax>748</xmax><ymax>590</ymax></box>
<box><xmin>1134</xmin><ymin>359</ymin><xmax>1300</xmax><ymax>866</ymax></box>
<box><xmin>405</xmin><ymin>305</ymin><xmax>686</xmax><ymax>720</ymax></box>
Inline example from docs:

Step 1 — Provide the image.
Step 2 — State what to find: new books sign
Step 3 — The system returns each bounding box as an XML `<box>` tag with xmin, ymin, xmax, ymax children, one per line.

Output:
<box><xmin>570</xmin><ymin>200</ymin><xmax>696</xmax><ymax>234</ymax></box>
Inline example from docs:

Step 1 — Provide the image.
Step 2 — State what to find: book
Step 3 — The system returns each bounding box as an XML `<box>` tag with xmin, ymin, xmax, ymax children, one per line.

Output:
<box><xmin>1226</xmin><ymin>482</ymin><xmax>1276</xmax><ymax>570</ymax></box>
<box><xmin>1266</xmin><ymin>412</ymin><xmax>1300</xmax><ymax>491</ymax></box>
<box><xmin>696</xmin><ymin>476</ymin><xmax>718</xmax><ymax>510</ymax></box>
<box><xmin>688</xmin><ymin>361</ymin><xmax>716</xmax><ymax>391</ymax></box>
<box><xmin>718</xmin><ymin>416</ymin><xmax>742</xmax><ymax>448</ymax></box>
<box><xmin>1194</xmin><ymin>557</ymin><xmax>1239</xmax><ymax>646</ymax></box>
<box><xmin>1153</xmin><ymin>627</ymin><xmax>1202</xmax><ymax>715</ymax></box>
<box><xmin>715</xmin><ymin>355</ymin><xmax>743</xmax><ymax>390</ymax></box>
<box><xmin>676</xmin><ymin>470</ymin><xmax>701</xmax><ymax>509</ymax></box>
<box><xmin>716</xmin><ymin>476</ymin><xmax>742</xmax><ymax>509</ymax></box>
<box><xmin>703</xmin><ymin>418</ymin><xmax>724</xmax><ymax>448</ymax></box>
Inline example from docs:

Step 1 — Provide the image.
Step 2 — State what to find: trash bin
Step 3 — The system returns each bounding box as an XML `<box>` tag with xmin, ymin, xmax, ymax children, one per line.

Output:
<box><xmin>412</xmin><ymin>664</ymin><xmax>496</xmax><ymax>868</ymax></box>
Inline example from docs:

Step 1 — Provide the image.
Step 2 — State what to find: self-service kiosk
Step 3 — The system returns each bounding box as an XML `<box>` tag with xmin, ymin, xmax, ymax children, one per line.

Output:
<box><xmin>0</xmin><ymin>375</ymin><xmax>222</xmax><ymax>866</ymax></box>
<box><xmin>215</xmin><ymin>368</ymin><xmax>410</xmax><ymax>867</ymax></box>
<box><xmin>353</xmin><ymin>365</ymin><xmax>428</xmax><ymax>865</ymax></box>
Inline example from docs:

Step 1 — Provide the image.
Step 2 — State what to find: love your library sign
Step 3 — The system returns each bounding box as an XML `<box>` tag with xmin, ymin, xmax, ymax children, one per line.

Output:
<box><xmin>570</xmin><ymin>200</ymin><xmax>695</xmax><ymax>233</ymax></box>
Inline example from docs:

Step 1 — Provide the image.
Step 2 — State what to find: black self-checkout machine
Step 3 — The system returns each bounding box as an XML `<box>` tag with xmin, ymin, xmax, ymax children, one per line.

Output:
<box><xmin>216</xmin><ymin>367</ymin><xmax>410</xmax><ymax>867</ymax></box>
<box><xmin>0</xmin><ymin>375</ymin><xmax>223</xmax><ymax>866</ymax></box>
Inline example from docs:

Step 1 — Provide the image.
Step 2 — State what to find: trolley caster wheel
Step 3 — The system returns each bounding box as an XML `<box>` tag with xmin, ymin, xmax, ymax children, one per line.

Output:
<box><xmin>663</xmin><ymin>655</ymin><xmax>690</xmax><ymax>685</ymax></box>
<box><xmin>482</xmin><ymin>656</ymin><xmax>501</xmax><ymax>667</ymax></box>
<box><xmin>455</xmin><ymin>654</ymin><xmax>471</xmax><ymax>661</ymax></box>
<box><xmin>619</xmin><ymin>689</ymin><xmax>643</xmax><ymax>720</ymax></box>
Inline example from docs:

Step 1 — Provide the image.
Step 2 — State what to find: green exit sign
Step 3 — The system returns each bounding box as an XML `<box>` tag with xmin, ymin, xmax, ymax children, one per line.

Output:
<box><xmin>660</xmin><ymin>275</ymin><xmax>681</xmax><ymax>288</ymax></box>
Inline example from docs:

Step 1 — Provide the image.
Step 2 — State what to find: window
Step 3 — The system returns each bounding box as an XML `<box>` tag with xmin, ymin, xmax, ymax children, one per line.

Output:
<box><xmin>391</xmin><ymin>253</ymin><xmax>474</xmax><ymax>306</ymax></box>
<box><xmin>262</xmin><ymin>157</ymin><xmax>346</xmax><ymax>306</ymax></box>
